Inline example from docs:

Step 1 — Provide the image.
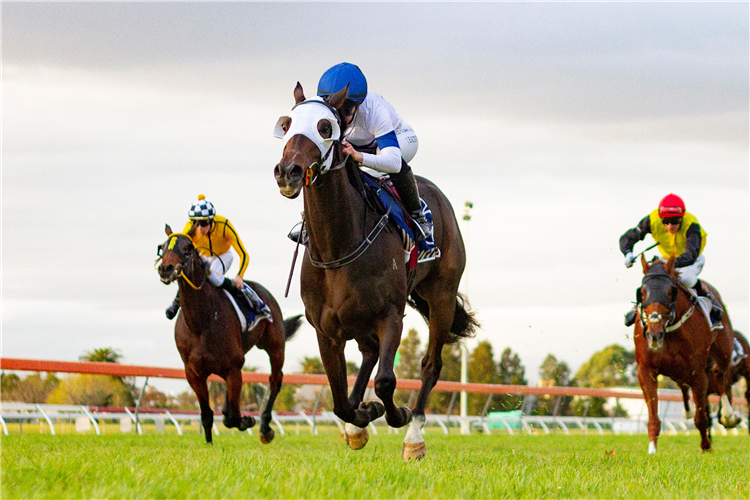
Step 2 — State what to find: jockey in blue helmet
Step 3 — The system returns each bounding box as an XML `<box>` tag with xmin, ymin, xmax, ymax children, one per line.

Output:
<box><xmin>316</xmin><ymin>62</ymin><xmax>432</xmax><ymax>241</ymax></box>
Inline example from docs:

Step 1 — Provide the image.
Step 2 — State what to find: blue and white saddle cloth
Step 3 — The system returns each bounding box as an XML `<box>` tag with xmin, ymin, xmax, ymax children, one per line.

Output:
<box><xmin>223</xmin><ymin>284</ymin><xmax>272</xmax><ymax>332</ymax></box>
<box><xmin>361</xmin><ymin>175</ymin><xmax>441</xmax><ymax>263</ymax></box>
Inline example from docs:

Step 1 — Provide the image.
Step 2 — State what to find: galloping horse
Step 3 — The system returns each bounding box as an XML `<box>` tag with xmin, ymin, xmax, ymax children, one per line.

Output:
<box><xmin>157</xmin><ymin>226</ymin><xmax>302</xmax><ymax>444</ymax></box>
<box><xmin>274</xmin><ymin>84</ymin><xmax>478</xmax><ymax>461</ymax></box>
<box><xmin>634</xmin><ymin>254</ymin><xmax>741</xmax><ymax>453</ymax></box>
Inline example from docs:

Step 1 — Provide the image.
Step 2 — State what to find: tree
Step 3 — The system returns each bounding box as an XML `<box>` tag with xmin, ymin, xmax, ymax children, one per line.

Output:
<box><xmin>497</xmin><ymin>347</ymin><xmax>527</xmax><ymax>412</ymax></box>
<box><xmin>1</xmin><ymin>372</ymin><xmax>59</xmax><ymax>403</ymax></box>
<box><xmin>427</xmin><ymin>343</ymin><xmax>462</xmax><ymax>414</ymax></box>
<box><xmin>467</xmin><ymin>341</ymin><xmax>499</xmax><ymax>415</ymax></box>
<box><xmin>395</xmin><ymin>329</ymin><xmax>423</xmax><ymax>406</ymax></box>
<box><xmin>47</xmin><ymin>374</ymin><xmax>133</xmax><ymax>406</ymax></box>
<box><xmin>535</xmin><ymin>354</ymin><xmax>573</xmax><ymax>416</ymax></box>
<box><xmin>79</xmin><ymin>348</ymin><xmax>123</xmax><ymax>363</ymax></box>
<box><xmin>300</xmin><ymin>357</ymin><xmax>325</xmax><ymax>375</ymax></box>
<box><xmin>571</xmin><ymin>344</ymin><xmax>637</xmax><ymax>417</ymax></box>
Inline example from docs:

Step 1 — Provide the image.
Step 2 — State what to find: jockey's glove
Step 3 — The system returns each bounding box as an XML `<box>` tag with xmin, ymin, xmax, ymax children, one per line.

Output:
<box><xmin>624</xmin><ymin>252</ymin><xmax>636</xmax><ymax>268</ymax></box>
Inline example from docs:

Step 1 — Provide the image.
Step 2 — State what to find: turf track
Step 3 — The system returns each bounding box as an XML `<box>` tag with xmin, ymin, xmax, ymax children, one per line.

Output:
<box><xmin>2</xmin><ymin>431</ymin><xmax>747</xmax><ymax>498</ymax></box>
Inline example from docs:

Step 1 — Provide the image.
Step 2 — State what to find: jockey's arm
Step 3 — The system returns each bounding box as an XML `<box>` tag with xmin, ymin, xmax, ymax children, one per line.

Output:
<box><xmin>223</xmin><ymin>219</ymin><xmax>249</xmax><ymax>279</ymax></box>
<box><xmin>674</xmin><ymin>223</ymin><xmax>702</xmax><ymax>268</ymax></box>
<box><xmin>619</xmin><ymin>216</ymin><xmax>651</xmax><ymax>255</ymax></box>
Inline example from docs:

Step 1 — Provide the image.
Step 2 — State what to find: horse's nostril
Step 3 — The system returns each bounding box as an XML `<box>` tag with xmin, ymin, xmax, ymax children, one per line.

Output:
<box><xmin>162</xmin><ymin>264</ymin><xmax>174</xmax><ymax>274</ymax></box>
<box><xmin>274</xmin><ymin>164</ymin><xmax>281</xmax><ymax>179</ymax></box>
<box><xmin>290</xmin><ymin>165</ymin><xmax>303</xmax><ymax>180</ymax></box>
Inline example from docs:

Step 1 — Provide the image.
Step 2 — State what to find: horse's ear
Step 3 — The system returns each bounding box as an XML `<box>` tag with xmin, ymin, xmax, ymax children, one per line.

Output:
<box><xmin>165</xmin><ymin>224</ymin><xmax>173</xmax><ymax>236</ymax></box>
<box><xmin>665</xmin><ymin>253</ymin><xmax>676</xmax><ymax>274</ymax></box>
<box><xmin>326</xmin><ymin>83</ymin><xmax>350</xmax><ymax>110</ymax></box>
<box><xmin>294</xmin><ymin>82</ymin><xmax>305</xmax><ymax>104</ymax></box>
<box><xmin>640</xmin><ymin>253</ymin><xmax>649</xmax><ymax>274</ymax></box>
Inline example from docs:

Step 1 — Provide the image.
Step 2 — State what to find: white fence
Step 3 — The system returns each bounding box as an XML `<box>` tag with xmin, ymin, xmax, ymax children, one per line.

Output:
<box><xmin>2</xmin><ymin>402</ymin><xmax>746</xmax><ymax>437</ymax></box>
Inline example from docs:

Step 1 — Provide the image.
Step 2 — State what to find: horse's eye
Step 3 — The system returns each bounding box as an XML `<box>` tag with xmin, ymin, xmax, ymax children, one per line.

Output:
<box><xmin>317</xmin><ymin>119</ymin><xmax>332</xmax><ymax>139</ymax></box>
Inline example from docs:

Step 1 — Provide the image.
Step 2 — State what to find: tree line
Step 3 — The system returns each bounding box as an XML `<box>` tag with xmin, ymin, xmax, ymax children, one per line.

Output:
<box><xmin>1</xmin><ymin>336</ymin><xmax>644</xmax><ymax>417</ymax></box>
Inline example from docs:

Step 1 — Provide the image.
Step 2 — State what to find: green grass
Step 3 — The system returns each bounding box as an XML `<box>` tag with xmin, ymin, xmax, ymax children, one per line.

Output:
<box><xmin>2</xmin><ymin>431</ymin><xmax>747</xmax><ymax>499</ymax></box>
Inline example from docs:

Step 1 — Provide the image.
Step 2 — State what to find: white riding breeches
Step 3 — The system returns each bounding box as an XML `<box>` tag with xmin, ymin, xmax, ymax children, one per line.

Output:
<box><xmin>396</xmin><ymin>126</ymin><xmax>418</xmax><ymax>164</ymax></box>
<box><xmin>201</xmin><ymin>252</ymin><xmax>234</xmax><ymax>287</ymax></box>
<box><xmin>676</xmin><ymin>254</ymin><xmax>705</xmax><ymax>289</ymax></box>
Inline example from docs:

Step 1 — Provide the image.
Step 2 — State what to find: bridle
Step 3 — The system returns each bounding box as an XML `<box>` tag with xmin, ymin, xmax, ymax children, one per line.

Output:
<box><xmin>155</xmin><ymin>233</ymin><xmax>208</xmax><ymax>290</ymax></box>
<box><xmin>639</xmin><ymin>272</ymin><xmax>695</xmax><ymax>334</ymax></box>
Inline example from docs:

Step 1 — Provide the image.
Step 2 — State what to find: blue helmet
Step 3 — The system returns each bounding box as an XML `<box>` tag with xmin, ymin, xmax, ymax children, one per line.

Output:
<box><xmin>317</xmin><ymin>63</ymin><xmax>367</xmax><ymax>103</ymax></box>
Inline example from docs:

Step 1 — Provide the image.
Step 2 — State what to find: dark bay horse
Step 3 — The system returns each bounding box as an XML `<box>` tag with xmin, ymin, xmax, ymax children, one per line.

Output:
<box><xmin>634</xmin><ymin>254</ymin><xmax>740</xmax><ymax>453</ymax></box>
<box><xmin>157</xmin><ymin>226</ymin><xmax>302</xmax><ymax>444</ymax></box>
<box><xmin>274</xmin><ymin>83</ymin><xmax>478</xmax><ymax>461</ymax></box>
<box><xmin>693</xmin><ymin>330</ymin><xmax>750</xmax><ymax>434</ymax></box>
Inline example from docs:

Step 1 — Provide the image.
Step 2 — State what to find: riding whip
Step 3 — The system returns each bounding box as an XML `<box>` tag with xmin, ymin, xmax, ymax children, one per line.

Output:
<box><xmin>635</xmin><ymin>241</ymin><xmax>660</xmax><ymax>259</ymax></box>
<box><xmin>285</xmin><ymin>220</ymin><xmax>305</xmax><ymax>298</ymax></box>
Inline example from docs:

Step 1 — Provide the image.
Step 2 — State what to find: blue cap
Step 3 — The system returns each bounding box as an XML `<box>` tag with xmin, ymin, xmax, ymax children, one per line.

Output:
<box><xmin>317</xmin><ymin>63</ymin><xmax>367</xmax><ymax>103</ymax></box>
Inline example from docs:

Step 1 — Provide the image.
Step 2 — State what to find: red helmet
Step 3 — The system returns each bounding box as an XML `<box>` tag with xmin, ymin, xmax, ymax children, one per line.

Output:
<box><xmin>658</xmin><ymin>194</ymin><xmax>686</xmax><ymax>218</ymax></box>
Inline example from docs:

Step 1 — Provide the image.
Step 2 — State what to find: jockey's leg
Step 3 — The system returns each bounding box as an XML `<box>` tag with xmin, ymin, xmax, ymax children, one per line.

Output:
<box><xmin>390</xmin><ymin>161</ymin><xmax>432</xmax><ymax>241</ymax></box>
<box><xmin>695</xmin><ymin>279</ymin><xmax>723</xmax><ymax>327</ymax></box>
<box><xmin>624</xmin><ymin>287</ymin><xmax>641</xmax><ymax>327</ymax></box>
<box><xmin>166</xmin><ymin>290</ymin><xmax>180</xmax><ymax>320</ymax></box>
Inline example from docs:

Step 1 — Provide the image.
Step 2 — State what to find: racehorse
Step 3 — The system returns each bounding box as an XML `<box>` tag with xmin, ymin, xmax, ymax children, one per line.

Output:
<box><xmin>634</xmin><ymin>254</ymin><xmax>741</xmax><ymax>453</ymax></box>
<box><xmin>694</xmin><ymin>330</ymin><xmax>750</xmax><ymax>434</ymax></box>
<box><xmin>157</xmin><ymin>226</ymin><xmax>302</xmax><ymax>444</ymax></box>
<box><xmin>273</xmin><ymin>83</ymin><xmax>479</xmax><ymax>461</ymax></box>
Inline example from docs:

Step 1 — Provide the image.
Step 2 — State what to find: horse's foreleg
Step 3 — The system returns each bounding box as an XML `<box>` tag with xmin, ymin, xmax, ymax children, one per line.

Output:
<box><xmin>681</xmin><ymin>385</ymin><xmax>694</xmax><ymax>420</ymax></box>
<box><xmin>259</xmin><ymin>347</ymin><xmax>285</xmax><ymax>444</ymax></box>
<box><xmin>638</xmin><ymin>364</ymin><xmax>660</xmax><ymax>454</ymax></box>
<box><xmin>223</xmin><ymin>369</ymin><xmax>255</xmax><ymax>431</ymax></box>
<box><xmin>185</xmin><ymin>370</ymin><xmax>214</xmax><ymax>444</ymax></box>
<box><xmin>691</xmin><ymin>374</ymin><xmax>712</xmax><ymax>451</ymax></box>
<box><xmin>317</xmin><ymin>330</ymin><xmax>383</xmax><ymax>450</ymax></box>
<box><xmin>710</xmin><ymin>335</ymin><xmax>742</xmax><ymax>429</ymax></box>
<box><xmin>348</xmin><ymin>334</ymin><xmax>379</xmax><ymax>408</ymax></box>
<box><xmin>373</xmin><ymin>310</ymin><xmax>412</xmax><ymax>430</ymax></box>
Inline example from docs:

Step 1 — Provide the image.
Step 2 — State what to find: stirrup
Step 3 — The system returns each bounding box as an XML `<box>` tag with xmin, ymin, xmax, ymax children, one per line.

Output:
<box><xmin>624</xmin><ymin>308</ymin><xmax>637</xmax><ymax>327</ymax></box>
<box><xmin>413</xmin><ymin>216</ymin><xmax>433</xmax><ymax>242</ymax></box>
<box><xmin>165</xmin><ymin>301</ymin><xmax>180</xmax><ymax>320</ymax></box>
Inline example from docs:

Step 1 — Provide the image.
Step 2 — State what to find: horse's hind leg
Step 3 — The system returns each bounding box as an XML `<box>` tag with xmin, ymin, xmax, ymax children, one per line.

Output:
<box><xmin>186</xmin><ymin>370</ymin><xmax>214</xmax><ymax>444</ymax></box>
<box><xmin>404</xmin><ymin>293</ymin><xmax>454</xmax><ymax>462</ymax></box>
<box><xmin>259</xmin><ymin>345</ymin><xmax>285</xmax><ymax>444</ymax></box>
<box><xmin>223</xmin><ymin>369</ymin><xmax>256</xmax><ymax>431</ymax></box>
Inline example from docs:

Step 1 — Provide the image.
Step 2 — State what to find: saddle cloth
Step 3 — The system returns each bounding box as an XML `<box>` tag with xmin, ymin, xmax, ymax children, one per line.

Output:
<box><xmin>223</xmin><ymin>284</ymin><xmax>272</xmax><ymax>332</ymax></box>
<box><xmin>685</xmin><ymin>288</ymin><xmax>722</xmax><ymax>331</ymax></box>
<box><xmin>361</xmin><ymin>175</ymin><xmax>441</xmax><ymax>264</ymax></box>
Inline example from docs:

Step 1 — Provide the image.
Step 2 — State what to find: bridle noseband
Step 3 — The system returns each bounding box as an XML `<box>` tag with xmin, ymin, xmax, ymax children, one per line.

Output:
<box><xmin>639</xmin><ymin>272</ymin><xmax>694</xmax><ymax>334</ymax></box>
<box><xmin>156</xmin><ymin>233</ymin><xmax>207</xmax><ymax>290</ymax></box>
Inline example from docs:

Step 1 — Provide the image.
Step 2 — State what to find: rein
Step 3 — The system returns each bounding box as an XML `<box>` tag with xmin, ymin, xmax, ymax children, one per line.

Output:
<box><xmin>156</xmin><ymin>233</ymin><xmax>208</xmax><ymax>290</ymax></box>
<box><xmin>308</xmin><ymin>203</ymin><xmax>392</xmax><ymax>269</ymax></box>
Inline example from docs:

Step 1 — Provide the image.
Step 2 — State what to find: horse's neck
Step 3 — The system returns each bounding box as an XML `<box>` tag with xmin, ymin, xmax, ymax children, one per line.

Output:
<box><xmin>303</xmin><ymin>166</ymin><xmax>367</xmax><ymax>261</ymax></box>
<box><xmin>177</xmin><ymin>262</ymin><xmax>213</xmax><ymax>334</ymax></box>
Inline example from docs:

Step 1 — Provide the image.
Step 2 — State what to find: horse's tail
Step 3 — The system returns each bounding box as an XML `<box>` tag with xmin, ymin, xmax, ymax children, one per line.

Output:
<box><xmin>407</xmin><ymin>291</ymin><xmax>479</xmax><ymax>344</ymax></box>
<box><xmin>283</xmin><ymin>315</ymin><xmax>304</xmax><ymax>341</ymax></box>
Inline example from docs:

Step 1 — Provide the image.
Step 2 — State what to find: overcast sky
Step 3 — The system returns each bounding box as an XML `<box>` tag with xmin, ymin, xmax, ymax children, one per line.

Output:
<box><xmin>3</xmin><ymin>2</ymin><xmax>748</xmax><ymax>395</ymax></box>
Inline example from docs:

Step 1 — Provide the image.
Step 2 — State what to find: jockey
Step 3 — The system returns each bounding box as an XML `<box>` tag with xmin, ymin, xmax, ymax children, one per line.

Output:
<box><xmin>165</xmin><ymin>195</ymin><xmax>266</xmax><ymax>320</ymax></box>
<box><xmin>620</xmin><ymin>193</ymin><xmax>722</xmax><ymax>329</ymax></box>
<box><xmin>317</xmin><ymin>62</ymin><xmax>432</xmax><ymax>241</ymax></box>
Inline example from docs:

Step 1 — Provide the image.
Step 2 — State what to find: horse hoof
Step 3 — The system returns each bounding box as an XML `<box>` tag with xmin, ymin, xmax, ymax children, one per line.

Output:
<box><xmin>402</xmin><ymin>441</ymin><xmax>427</xmax><ymax>462</ymax></box>
<box><xmin>260</xmin><ymin>428</ymin><xmax>275</xmax><ymax>444</ymax></box>
<box><xmin>720</xmin><ymin>414</ymin><xmax>740</xmax><ymax>429</ymax></box>
<box><xmin>344</xmin><ymin>424</ymin><xmax>369</xmax><ymax>450</ymax></box>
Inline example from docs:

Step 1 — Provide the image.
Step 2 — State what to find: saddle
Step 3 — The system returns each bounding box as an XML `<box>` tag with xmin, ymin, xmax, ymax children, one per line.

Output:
<box><xmin>223</xmin><ymin>284</ymin><xmax>272</xmax><ymax>333</ymax></box>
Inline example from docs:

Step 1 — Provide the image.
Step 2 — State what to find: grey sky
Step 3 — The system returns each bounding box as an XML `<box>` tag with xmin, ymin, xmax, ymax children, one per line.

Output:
<box><xmin>3</xmin><ymin>2</ymin><xmax>748</xmax><ymax>394</ymax></box>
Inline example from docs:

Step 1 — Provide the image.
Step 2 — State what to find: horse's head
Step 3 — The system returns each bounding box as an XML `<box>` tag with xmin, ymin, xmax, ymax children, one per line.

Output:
<box><xmin>639</xmin><ymin>254</ymin><xmax>679</xmax><ymax>351</ymax></box>
<box><xmin>273</xmin><ymin>82</ymin><xmax>348</xmax><ymax>198</ymax></box>
<box><xmin>156</xmin><ymin>224</ymin><xmax>202</xmax><ymax>286</ymax></box>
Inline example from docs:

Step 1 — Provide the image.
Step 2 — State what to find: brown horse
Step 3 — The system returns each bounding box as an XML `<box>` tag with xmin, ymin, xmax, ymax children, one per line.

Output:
<box><xmin>634</xmin><ymin>254</ymin><xmax>741</xmax><ymax>453</ymax></box>
<box><xmin>695</xmin><ymin>330</ymin><xmax>750</xmax><ymax>434</ymax></box>
<box><xmin>273</xmin><ymin>84</ymin><xmax>478</xmax><ymax>461</ymax></box>
<box><xmin>157</xmin><ymin>226</ymin><xmax>302</xmax><ymax>444</ymax></box>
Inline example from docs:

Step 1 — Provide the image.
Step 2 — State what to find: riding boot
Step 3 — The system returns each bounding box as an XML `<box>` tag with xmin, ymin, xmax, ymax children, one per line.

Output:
<box><xmin>390</xmin><ymin>162</ymin><xmax>433</xmax><ymax>242</ymax></box>
<box><xmin>287</xmin><ymin>224</ymin><xmax>308</xmax><ymax>246</ymax></box>
<box><xmin>695</xmin><ymin>280</ymin><xmax>723</xmax><ymax>329</ymax></box>
<box><xmin>624</xmin><ymin>287</ymin><xmax>641</xmax><ymax>327</ymax></box>
<box><xmin>220</xmin><ymin>278</ymin><xmax>266</xmax><ymax>316</ymax></box>
<box><xmin>165</xmin><ymin>292</ymin><xmax>180</xmax><ymax>320</ymax></box>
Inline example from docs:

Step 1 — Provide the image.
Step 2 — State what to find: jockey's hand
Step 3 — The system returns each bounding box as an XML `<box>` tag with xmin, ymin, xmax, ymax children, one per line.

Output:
<box><xmin>341</xmin><ymin>141</ymin><xmax>363</xmax><ymax>164</ymax></box>
<box><xmin>624</xmin><ymin>252</ymin><xmax>636</xmax><ymax>268</ymax></box>
<box><xmin>233</xmin><ymin>275</ymin><xmax>245</xmax><ymax>289</ymax></box>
